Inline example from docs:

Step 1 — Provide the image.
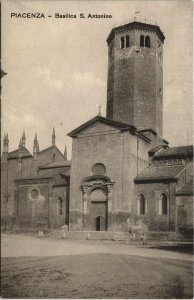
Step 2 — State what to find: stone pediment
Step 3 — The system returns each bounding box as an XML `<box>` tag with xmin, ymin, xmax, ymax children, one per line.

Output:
<box><xmin>79</xmin><ymin>122</ymin><xmax>119</xmax><ymax>136</ymax></box>
<box><xmin>68</xmin><ymin>115</ymin><xmax>136</xmax><ymax>138</ymax></box>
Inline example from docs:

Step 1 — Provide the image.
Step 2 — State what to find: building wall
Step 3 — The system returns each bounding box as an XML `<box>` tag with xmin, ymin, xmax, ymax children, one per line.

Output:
<box><xmin>52</xmin><ymin>185</ymin><xmax>69</xmax><ymax>228</ymax></box>
<box><xmin>134</xmin><ymin>182</ymin><xmax>176</xmax><ymax>232</ymax></box>
<box><xmin>1</xmin><ymin>160</ymin><xmax>8</xmax><ymax>221</ymax></box>
<box><xmin>6</xmin><ymin>157</ymin><xmax>33</xmax><ymax>217</ymax></box>
<box><xmin>69</xmin><ymin>124</ymin><xmax>150</xmax><ymax>232</ymax></box>
<box><xmin>176</xmin><ymin>195</ymin><xmax>193</xmax><ymax>238</ymax></box>
<box><xmin>1</xmin><ymin>145</ymin><xmax>66</xmax><ymax>231</ymax></box>
<box><xmin>14</xmin><ymin>172</ymin><xmax>69</xmax><ymax>232</ymax></box>
<box><xmin>38</xmin><ymin>166</ymin><xmax>70</xmax><ymax>178</ymax></box>
<box><xmin>33</xmin><ymin>147</ymin><xmax>64</xmax><ymax>175</ymax></box>
<box><xmin>185</xmin><ymin>160</ymin><xmax>193</xmax><ymax>181</ymax></box>
<box><xmin>15</xmin><ymin>178</ymin><xmax>50</xmax><ymax>231</ymax></box>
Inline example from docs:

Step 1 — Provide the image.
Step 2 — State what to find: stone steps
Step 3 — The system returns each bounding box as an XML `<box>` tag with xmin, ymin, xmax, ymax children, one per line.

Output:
<box><xmin>64</xmin><ymin>230</ymin><xmax>115</xmax><ymax>240</ymax></box>
<box><xmin>52</xmin><ymin>230</ymin><xmax>177</xmax><ymax>241</ymax></box>
<box><xmin>59</xmin><ymin>230</ymin><xmax>129</xmax><ymax>241</ymax></box>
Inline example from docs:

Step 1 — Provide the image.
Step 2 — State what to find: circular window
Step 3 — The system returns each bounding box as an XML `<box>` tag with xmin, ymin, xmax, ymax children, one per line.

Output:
<box><xmin>92</xmin><ymin>163</ymin><xmax>106</xmax><ymax>176</ymax></box>
<box><xmin>31</xmin><ymin>189</ymin><xmax>38</xmax><ymax>200</ymax></box>
<box><xmin>28</xmin><ymin>187</ymin><xmax>40</xmax><ymax>202</ymax></box>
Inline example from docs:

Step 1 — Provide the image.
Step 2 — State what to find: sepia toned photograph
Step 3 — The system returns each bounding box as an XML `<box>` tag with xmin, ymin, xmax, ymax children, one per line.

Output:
<box><xmin>1</xmin><ymin>0</ymin><xmax>193</xmax><ymax>298</ymax></box>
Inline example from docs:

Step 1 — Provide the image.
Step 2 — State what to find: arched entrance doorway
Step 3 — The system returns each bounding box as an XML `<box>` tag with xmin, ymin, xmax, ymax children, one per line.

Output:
<box><xmin>91</xmin><ymin>188</ymin><xmax>107</xmax><ymax>231</ymax></box>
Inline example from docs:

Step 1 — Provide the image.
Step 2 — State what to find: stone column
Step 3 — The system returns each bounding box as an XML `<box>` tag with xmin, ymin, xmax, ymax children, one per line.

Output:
<box><xmin>107</xmin><ymin>184</ymin><xmax>114</xmax><ymax>231</ymax></box>
<box><xmin>82</xmin><ymin>186</ymin><xmax>88</xmax><ymax>229</ymax></box>
<box><xmin>48</xmin><ymin>181</ymin><xmax>53</xmax><ymax>229</ymax></box>
<box><xmin>82</xmin><ymin>186</ymin><xmax>88</xmax><ymax>214</ymax></box>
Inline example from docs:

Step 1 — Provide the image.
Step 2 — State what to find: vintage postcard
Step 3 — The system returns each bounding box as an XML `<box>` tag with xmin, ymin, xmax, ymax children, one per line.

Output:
<box><xmin>1</xmin><ymin>0</ymin><xmax>193</xmax><ymax>298</ymax></box>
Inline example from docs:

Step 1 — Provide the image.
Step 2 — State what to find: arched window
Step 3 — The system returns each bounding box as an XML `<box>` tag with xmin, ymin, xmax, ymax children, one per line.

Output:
<box><xmin>137</xmin><ymin>194</ymin><xmax>146</xmax><ymax>215</ymax></box>
<box><xmin>57</xmin><ymin>198</ymin><xmax>63</xmax><ymax>215</ymax></box>
<box><xmin>126</xmin><ymin>35</ymin><xmax>130</xmax><ymax>48</ymax></box>
<box><xmin>92</xmin><ymin>163</ymin><xmax>106</xmax><ymax>176</ymax></box>
<box><xmin>53</xmin><ymin>153</ymin><xmax>56</xmax><ymax>162</ymax></box>
<box><xmin>140</xmin><ymin>35</ymin><xmax>144</xmax><ymax>47</ymax></box>
<box><xmin>159</xmin><ymin>194</ymin><xmax>168</xmax><ymax>215</ymax></box>
<box><xmin>120</xmin><ymin>37</ymin><xmax>125</xmax><ymax>49</ymax></box>
<box><xmin>145</xmin><ymin>36</ymin><xmax>151</xmax><ymax>48</ymax></box>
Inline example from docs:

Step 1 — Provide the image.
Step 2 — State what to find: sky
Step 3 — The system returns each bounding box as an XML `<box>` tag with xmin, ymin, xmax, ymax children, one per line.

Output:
<box><xmin>1</xmin><ymin>0</ymin><xmax>193</xmax><ymax>159</ymax></box>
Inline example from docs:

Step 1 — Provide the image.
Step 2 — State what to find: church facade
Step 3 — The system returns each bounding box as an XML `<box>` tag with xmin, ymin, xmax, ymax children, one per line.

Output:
<box><xmin>67</xmin><ymin>21</ymin><xmax>193</xmax><ymax>239</ymax></box>
<box><xmin>1</xmin><ymin>20</ymin><xmax>193</xmax><ymax>239</ymax></box>
<box><xmin>1</xmin><ymin>130</ymin><xmax>70</xmax><ymax>232</ymax></box>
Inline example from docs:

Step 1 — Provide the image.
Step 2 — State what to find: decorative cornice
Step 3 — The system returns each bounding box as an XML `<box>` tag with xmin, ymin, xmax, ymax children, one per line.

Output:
<box><xmin>107</xmin><ymin>21</ymin><xmax>165</xmax><ymax>45</ymax></box>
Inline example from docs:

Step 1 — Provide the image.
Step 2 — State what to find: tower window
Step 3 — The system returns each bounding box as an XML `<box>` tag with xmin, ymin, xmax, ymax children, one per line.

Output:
<box><xmin>126</xmin><ymin>35</ymin><xmax>130</xmax><ymax>48</ymax></box>
<box><xmin>53</xmin><ymin>153</ymin><xmax>56</xmax><ymax>162</ymax></box>
<box><xmin>145</xmin><ymin>36</ymin><xmax>151</xmax><ymax>48</ymax></box>
<box><xmin>137</xmin><ymin>194</ymin><xmax>147</xmax><ymax>215</ymax></box>
<box><xmin>140</xmin><ymin>35</ymin><xmax>144</xmax><ymax>47</ymax></box>
<box><xmin>120</xmin><ymin>37</ymin><xmax>125</xmax><ymax>49</ymax></box>
<box><xmin>159</xmin><ymin>194</ymin><xmax>168</xmax><ymax>215</ymax></box>
<box><xmin>57</xmin><ymin>198</ymin><xmax>63</xmax><ymax>215</ymax></box>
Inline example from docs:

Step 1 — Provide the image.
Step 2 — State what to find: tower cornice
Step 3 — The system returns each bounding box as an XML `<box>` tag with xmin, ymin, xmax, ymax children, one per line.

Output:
<box><xmin>107</xmin><ymin>21</ymin><xmax>165</xmax><ymax>45</ymax></box>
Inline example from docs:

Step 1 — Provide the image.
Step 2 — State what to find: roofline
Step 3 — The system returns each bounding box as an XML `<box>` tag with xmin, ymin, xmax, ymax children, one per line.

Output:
<box><xmin>153</xmin><ymin>145</ymin><xmax>193</xmax><ymax>159</ymax></box>
<box><xmin>134</xmin><ymin>177</ymin><xmax>178</xmax><ymax>183</ymax></box>
<box><xmin>53</xmin><ymin>183</ymin><xmax>68</xmax><ymax>187</ymax></box>
<box><xmin>38</xmin><ymin>145</ymin><xmax>64</xmax><ymax>157</ymax></box>
<box><xmin>148</xmin><ymin>145</ymin><xmax>168</xmax><ymax>155</ymax></box>
<box><xmin>153</xmin><ymin>153</ymin><xmax>193</xmax><ymax>160</ymax></box>
<box><xmin>7</xmin><ymin>147</ymin><xmax>32</xmax><ymax>159</ymax></box>
<box><xmin>15</xmin><ymin>176</ymin><xmax>52</xmax><ymax>182</ymax></box>
<box><xmin>39</xmin><ymin>163</ymin><xmax>71</xmax><ymax>170</ymax></box>
<box><xmin>138</xmin><ymin>128</ymin><xmax>157</xmax><ymax>136</ymax></box>
<box><xmin>8</xmin><ymin>155</ymin><xmax>33</xmax><ymax>160</ymax></box>
<box><xmin>135</xmin><ymin>132</ymin><xmax>151</xmax><ymax>143</ymax></box>
<box><xmin>107</xmin><ymin>21</ymin><xmax>165</xmax><ymax>45</ymax></box>
<box><xmin>162</xmin><ymin>139</ymin><xmax>169</xmax><ymax>145</ymax></box>
<box><xmin>175</xmin><ymin>191</ymin><xmax>193</xmax><ymax>196</ymax></box>
<box><xmin>67</xmin><ymin>115</ymin><xmax>136</xmax><ymax>138</ymax></box>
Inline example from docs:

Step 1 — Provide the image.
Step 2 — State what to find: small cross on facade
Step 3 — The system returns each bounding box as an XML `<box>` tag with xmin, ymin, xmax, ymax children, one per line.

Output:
<box><xmin>97</xmin><ymin>104</ymin><xmax>102</xmax><ymax>116</ymax></box>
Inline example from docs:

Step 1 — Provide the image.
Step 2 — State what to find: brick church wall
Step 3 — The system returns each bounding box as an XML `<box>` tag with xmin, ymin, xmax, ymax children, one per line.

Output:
<box><xmin>176</xmin><ymin>195</ymin><xmax>193</xmax><ymax>238</ymax></box>
<box><xmin>52</xmin><ymin>186</ymin><xmax>69</xmax><ymax>228</ymax></box>
<box><xmin>2</xmin><ymin>157</ymin><xmax>33</xmax><ymax>228</ymax></box>
<box><xmin>134</xmin><ymin>182</ymin><xmax>176</xmax><ymax>231</ymax></box>
<box><xmin>15</xmin><ymin>178</ymin><xmax>50</xmax><ymax>231</ymax></box>
<box><xmin>69</xmin><ymin>124</ymin><xmax>151</xmax><ymax>232</ymax></box>
<box><xmin>107</xmin><ymin>27</ymin><xmax>164</xmax><ymax>137</ymax></box>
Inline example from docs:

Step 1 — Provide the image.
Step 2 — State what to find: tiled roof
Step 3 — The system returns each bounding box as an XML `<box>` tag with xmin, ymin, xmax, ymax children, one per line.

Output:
<box><xmin>148</xmin><ymin>145</ymin><xmax>168</xmax><ymax>155</ymax></box>
<box><xmin>39</xmin><ymin>160</ymin><xmax>71</xmax><ymax>169</ymax></box>
<box><xmin>8</xmin><ymin>147</ymin><xmax>32</xmax><ymax>159</ymax></box>
<box><xmin>134</xmin><ymin>165</ymin><xmax>185</xmax><ymax>182</ymax></box>
<box><xmin>154</xmin><ymin>145</ymin><xmax>193</xmax><ymax>159</ymax></box>
<box><xmin>176</xmin><ymin>181</ymin><xmax>193</xmax><ymax>196</ymax></box>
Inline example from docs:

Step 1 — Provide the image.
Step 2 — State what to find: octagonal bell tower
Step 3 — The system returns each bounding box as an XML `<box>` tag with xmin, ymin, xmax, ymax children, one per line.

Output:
<box><xmin>106</xmin><ymin>20</ymin><xmax>165</xmax><ymax>138</ymax></box>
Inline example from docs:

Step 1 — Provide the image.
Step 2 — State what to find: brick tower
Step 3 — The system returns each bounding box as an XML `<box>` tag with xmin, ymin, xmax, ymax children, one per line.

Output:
<box><xmin>106</xmin><ymin>21</ymin><xmax>165</xmax><ymax>137</ymax></box>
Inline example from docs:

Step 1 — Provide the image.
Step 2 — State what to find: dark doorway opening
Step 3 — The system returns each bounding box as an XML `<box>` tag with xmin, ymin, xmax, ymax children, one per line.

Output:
<box><xmin>96</xmin><ymin>216</ymin><xmax>105</xmax><ymax>231</ymax></box>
